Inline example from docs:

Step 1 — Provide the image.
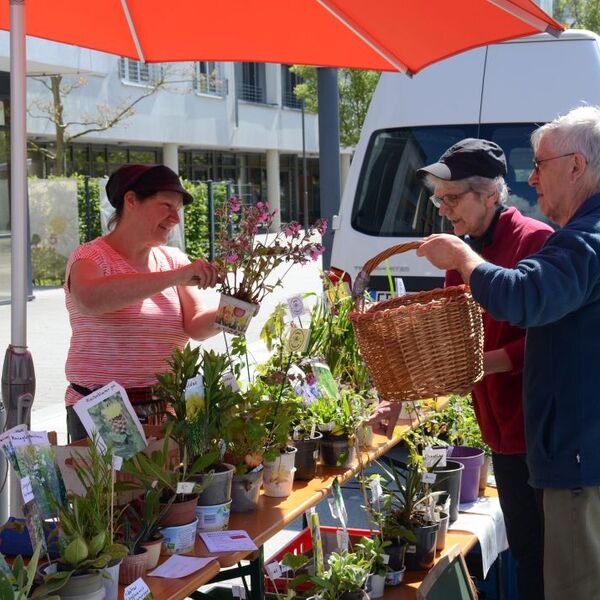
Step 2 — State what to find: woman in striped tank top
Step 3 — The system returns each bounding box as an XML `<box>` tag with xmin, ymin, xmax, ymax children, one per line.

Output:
<box><xmin>64</xmin><ymin>164</ymin><xmax>220</xmax><ymax>441</ymax></box>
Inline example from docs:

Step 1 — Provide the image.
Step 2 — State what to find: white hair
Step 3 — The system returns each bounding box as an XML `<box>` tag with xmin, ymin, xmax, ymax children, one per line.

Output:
<box><xmin>423</xmin><ymin>173</ymin><xmax>508</xmax><ymax>205</ymax></box>
<box><xmin>532</xmin><ymin>105</ymin><xmax>600</xmax><ymax>190</ymax></box>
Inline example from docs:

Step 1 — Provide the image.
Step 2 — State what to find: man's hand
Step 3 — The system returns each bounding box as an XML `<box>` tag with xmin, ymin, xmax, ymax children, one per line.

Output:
<box><xmin>416</xmin><ymin>234</ymin><xmax>485</xmax><ymax>283</ymax></box>
<box><xmin>368</xmin><ymin>401</ymin><xmax>402</xmax><ymax>439</ymax></box>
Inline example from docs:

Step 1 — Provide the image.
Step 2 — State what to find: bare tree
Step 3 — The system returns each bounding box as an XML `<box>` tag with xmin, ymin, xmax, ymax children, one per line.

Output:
<box><xmin>27</xmin><ymin>65</ymin><xmax>191</xmax><ymax>175</ymax></box>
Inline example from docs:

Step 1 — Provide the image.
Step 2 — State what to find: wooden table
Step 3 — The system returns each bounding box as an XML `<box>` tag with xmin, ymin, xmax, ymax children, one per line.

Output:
<box><xmin>118</xmin><ymin>406</ymin><xmax>439</xmax><ymax>599</ymax></box>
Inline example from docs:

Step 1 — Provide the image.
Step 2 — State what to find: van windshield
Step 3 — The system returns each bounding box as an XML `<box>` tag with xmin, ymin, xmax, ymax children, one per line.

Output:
<box><xmin>351</xmin><ymin>124</ymin><xmax>548</xmax><ymax>237</ymax></box>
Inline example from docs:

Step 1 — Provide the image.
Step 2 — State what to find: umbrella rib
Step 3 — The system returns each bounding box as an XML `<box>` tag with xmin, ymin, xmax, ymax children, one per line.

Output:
<box><xmin>486</xmin><ymin>0</ymin><xmax>562</xmax><ymax>37</ymax></box>
<box><xmin>120</xmin><ymin>0</ymin><xmax>146</xmax><ymax>62</ymax></box>
<box><xmin>316</xmin><ymin>0</ymin><xmax>411</xmax><ymax>74</ymax></box>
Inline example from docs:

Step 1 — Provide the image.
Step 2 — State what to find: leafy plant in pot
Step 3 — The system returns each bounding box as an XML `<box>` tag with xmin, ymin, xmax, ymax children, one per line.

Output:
<box><xmin>310</xmin><ymin>550</ymin><xmax>372</xmax><ymax>600</ymax></box>
<box><xmin>355</xmin><ymin>536</ymin><xmax>391</xmax><ymax>599</ymax></box>
<box><xmin>0</xmin><ymin>544</ymin><xmax>59</xmax><ymax>600</ymax></box>
<box><xmin>119</xmin><ymin>423</ymin><xmax>215</xmax><ymax>528</ymax></box>
<box><xmin>35</xmin><ymin>437</ymin><xmax>128</xmax><ymax>599</ymax></box>
<box><xmin>377</xmin><ymin>458</ymin><xmax>442</xmax><ymax>572</ymax></box>
<box><xmin>155</xmin><ymin>345</ymin><xmax>237</xmax><ymax>508</ymax></box>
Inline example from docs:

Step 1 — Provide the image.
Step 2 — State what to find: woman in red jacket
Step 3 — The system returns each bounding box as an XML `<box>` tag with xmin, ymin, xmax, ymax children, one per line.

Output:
<box><xmin>418</xmin><ymin>138</ymin><xmax>553</xmax><ymax>600</ymax></box>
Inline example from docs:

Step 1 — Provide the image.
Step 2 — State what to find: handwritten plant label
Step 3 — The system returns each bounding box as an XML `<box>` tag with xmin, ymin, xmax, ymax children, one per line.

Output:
<box><xmin>287</xmin><ymin>295</ymin><xmax>306</xmax><ymax>318</ymax></box>
<box><xmin>124</xmin><ymin>577</ymin><xmax>154</xmax><ymax>600</ymax></box>
<box><xmin>265</xmin><ymin>561</ymin><xmax>283</xmax><ymax>579</ymax></box>
<box><xmin>422</xmin><ymin>472</ymin><xmax>437</xmax><ymax>484</ymax></box>
<box><xmin>423</xmin><ymin>445</ymin><xmax>447</xmax><ymax>468</ymax></box>
<box><xmin>222</xmin><ymin>372</ymin><xmax>239</xmax><ymax>392</ymax></box>
<box><xmin>176</xmin><ymin>482</ymin><xmax>196</xmax><ymax>495</ymax></box>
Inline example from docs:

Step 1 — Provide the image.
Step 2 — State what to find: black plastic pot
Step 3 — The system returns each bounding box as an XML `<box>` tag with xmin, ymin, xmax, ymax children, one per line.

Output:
<box><xmin>384</xmin><ymin>541</ymin><xmax>407</xmax><ymax>571</ymax></box>
<box><xmin>405</xmin><ymin>522</ymin><xmax>439</xmax><ymax>571</ymax></box>
<box><xmin>431</xmin><ymin>460</ymin><xmax>464</xmax><ymax>522</ymax></box>
<box><xmin>292</xmin><ymin>431</ymin><xmax>323</xmax><ymax>480</ymax></box>
<box><xmin>319</xmin><ymin>434</ymin><xmax>356</xmax><ymax>468</ymax></box>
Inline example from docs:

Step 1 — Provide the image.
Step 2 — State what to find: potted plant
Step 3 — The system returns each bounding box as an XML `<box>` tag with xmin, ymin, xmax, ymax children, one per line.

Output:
<box><xmin>355</xmin><ymin>536</ymin><xmax>391</xmax><ymax>599</ymax></box>
<box><xmin>378</xmin><ymin>457</ymin><xmax>442</xmax><ymax>572</ymax></box>
<box><xmin>155</xmin><ymin>345</ymin><xmax>236</xmax><ymax>509</ymax></box>
<box><xmin>35</xmin><ymin>438</ymin><xmax>128</xmax><ymax>599</ymax></box>
<box><xmin>310</xmin><ymin>550</ymin><xmax>372</xmax><ymax>600</ymax></box>
<box><xmin>0</xmin><ymin>544</ymin><xmax>59</xmax><ymax>600</ymax></box>
<box><xmin>213</xmin><ymin>195</ymin><xmax>326</xmax><ymax>335</ymax></box>
<box><xmin>115</xmin><ymin>515</ymin><xmax>149</xmax><ymax>586</ymax></box>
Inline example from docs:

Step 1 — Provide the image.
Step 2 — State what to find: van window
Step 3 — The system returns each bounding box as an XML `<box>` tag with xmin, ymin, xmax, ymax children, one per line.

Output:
<box><xmin>351</xmin><ymin>124</ymin><xmax>545</xmax><ymax>237</ymax></box>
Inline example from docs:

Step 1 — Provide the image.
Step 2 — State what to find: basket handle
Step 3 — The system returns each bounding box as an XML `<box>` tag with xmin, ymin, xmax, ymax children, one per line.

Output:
<box><xmin>352</xmin><ymin>241</ymin><xmax>423</xmax><ymax>300</ymax></box>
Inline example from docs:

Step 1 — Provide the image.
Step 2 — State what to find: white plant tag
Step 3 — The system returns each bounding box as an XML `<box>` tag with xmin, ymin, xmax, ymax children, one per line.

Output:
<box><xmin>176</xmin><ymin>482</ymin><xmax>195</xmax><ymax>495</ymax></box>
<box><xmin>370</xmin><ymin>475</ymin><xmax>383</xmax><ymax>503</ymax></box>
<box><xmin>382</xmin><ymin>553</ymin><xmax>390</xmax><ymax>565</ymax></box>
<box><xmin>124</xmin><ymin>577</ymin><xmax>153</xmax><ymax>600</ymax></box>
<box><xmin>232</xmin><ymin>585</ymin><xmax>246</xmax><ymax>598</ymax></box>
<box><xmin>185</xmin><ymin>375</ymin><xmax>204</xmax><ymax>403</ymax></box>
<box><xmin>310</xmin><ymin>422</ymin><xmax>317</xmax><ymax>439</ymax></box>
<box><xmin>287</xmin><ymin>295</ymin><xmax>306</xmax><ymax>318</ymax></box>
<box><xmin>336</xmin><ymin>529</ymin><xmax>349</xmax><ymax>552</ymax></box>
<box><xmin>112</xmin><ymin>455</ymin><xmax>123</xmax><ymax>471</ymax></box>
<box><xmin>423</xmin><ymin>445</ymin><xmax>447</xmax><ymax>468</ymax></box>
<box><xmin>20</xmin><ymin>476</ymin><xmax>34</xmax><ymax>504</ymax></box>
<box><xmin>222</xmin><ymin>372</ymin><xmax>239</xmax><ymax>392</ymax></box>
<box><xmin>265</xmin><ymin>561</ymin><xmax>283</xmax><ymax>579</ymax></box>
<box><xmin>422</xmin><ymin>472</ymin><xmax>437</xmax><ymax>484</ymax></box>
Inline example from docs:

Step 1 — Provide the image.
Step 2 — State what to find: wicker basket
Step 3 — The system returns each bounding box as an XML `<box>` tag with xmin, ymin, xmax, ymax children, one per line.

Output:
<box><xmin>349</xmin><ymin>242</ymin><xmax>484</xmax><ymax>402</ymax></box>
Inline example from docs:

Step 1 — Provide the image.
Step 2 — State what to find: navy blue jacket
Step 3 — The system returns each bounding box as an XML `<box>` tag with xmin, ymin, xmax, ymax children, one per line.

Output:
<box><xmin>471</xmin><ymin>193</ymin><xmax>600</xmax><ymax>489</ymax></box>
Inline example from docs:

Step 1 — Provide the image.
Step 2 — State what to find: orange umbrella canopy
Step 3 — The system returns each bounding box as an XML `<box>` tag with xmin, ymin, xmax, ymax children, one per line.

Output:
<box><xmin>0</xmin><ymin>0</ymin><xmax>563</xmax><ymax>74</ymax></box>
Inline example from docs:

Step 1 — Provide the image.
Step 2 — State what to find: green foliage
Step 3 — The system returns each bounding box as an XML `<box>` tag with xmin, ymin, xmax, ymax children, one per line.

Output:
<box><xmin>310</xmin><ymin>550</ymin><xmax>371</xmax><ymax>599</ymax></box>
<box><xmin>355</xmin><ymin>535</ymin><xmax>391</xmax><ymax>576</ymax></box>
<box><xmin>75</xmin><ymin>175</ymin><xmax>102</xmax><ymax>243</ymax></box>
<box><xmin>0</xmin><ymin>544</ymin><xmax>59</xmax><ymax>600</ymax></box>
<box><xmin>554</xmin><ymin>0</ymin><xmax>600</xmax><ymax>32</ymax></box>
<box><xmin>290</xmin><ymin>65</ymin><xmax>380</xmax><ymax>147</ymax></box>
<box><xmin>31</xmin><ymin>244</ymin><xmax>68</xmax><ymax>286</ymax></box>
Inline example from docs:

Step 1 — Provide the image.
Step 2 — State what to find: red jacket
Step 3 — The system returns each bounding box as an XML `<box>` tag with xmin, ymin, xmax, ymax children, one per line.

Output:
<box><xmin>446</xmin><ymin>207</ymin><xmax>553</xmax><ymax>454</ymax></box>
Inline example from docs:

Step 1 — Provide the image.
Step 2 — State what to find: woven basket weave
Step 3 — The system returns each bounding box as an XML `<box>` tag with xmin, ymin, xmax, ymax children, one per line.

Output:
<box><xmin>349</xmin><ymin>242</ymin><xmax>484</xmax><ymax>402</ymax></box>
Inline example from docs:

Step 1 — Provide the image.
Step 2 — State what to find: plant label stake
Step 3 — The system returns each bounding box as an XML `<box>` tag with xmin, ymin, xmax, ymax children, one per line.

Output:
<box><xmin>124</xmin><ymin>577</ymin><xmax>154</xmax><ymax>600</ymax></box>
<box><xmin>423</xmin><ymin>446</ymin><xmax>447</xmax><ymax>468</ymax></box>
<box><xmin>287</xmin><ymin>294</ymin><xmax>306</xmax><ymax>318</ymax></box>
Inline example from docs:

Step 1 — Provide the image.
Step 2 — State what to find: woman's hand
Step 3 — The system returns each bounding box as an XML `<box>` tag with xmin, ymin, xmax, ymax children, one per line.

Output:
<box><xmin>177</xmin><ymin>259</ymin><xmax>220</xmax><ymax>289</ymax></box>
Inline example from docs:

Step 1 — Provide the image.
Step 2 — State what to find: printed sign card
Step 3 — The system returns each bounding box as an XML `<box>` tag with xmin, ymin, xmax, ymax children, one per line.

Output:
<box><xmin>287</xmin><ymin>295</ymin><xmax>306</xmax><ymax>318</ymax></box>
<box><xmin>73</xmin><ymin>381</ymin><xmax>147</xmax><ymax>460</ymax></box>
<box><xmin>286</xmin><ymin>328</ymin><xmax>310</xmax><ymax>354</ymax></box>
<box><xmin>311</xmin><ymin>361</ymin><xmax>341</xmax><ymax>401</ymax></box>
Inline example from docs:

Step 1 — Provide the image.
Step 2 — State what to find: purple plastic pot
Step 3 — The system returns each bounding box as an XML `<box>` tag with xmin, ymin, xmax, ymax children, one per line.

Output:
<box><xmin>448</xmin><ymin>446</ymin><xmax>485</xmax><ymax>503</ymax></box>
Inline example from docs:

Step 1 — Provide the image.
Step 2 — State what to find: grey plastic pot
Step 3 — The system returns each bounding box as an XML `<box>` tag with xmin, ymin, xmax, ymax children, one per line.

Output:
<box><xmin>193</xmin><ymin>462</ymin><xmax>235</xmax><ymax>506</ymax></box>
<box><xmin>231</xmin><ymin>467</ymin><xmax>263</xmax><ymax>513</ymax></box>
<box><xmin>319</xmin><ymin>434</ymin><xmax>356</xmax><ymax>468</ymax></box>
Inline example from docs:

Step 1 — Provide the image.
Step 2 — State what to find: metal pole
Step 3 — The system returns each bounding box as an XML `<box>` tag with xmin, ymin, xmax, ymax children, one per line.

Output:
<box><xmin>317</xmin><ymin>68</ymin><xmax>341</xmax><ymax>271</ymax></box>
<box><xmin>1</xmin><ymin>0</ymin><xmax>36</xmax><ymax>523</ymax></box>
<box><xmin>207</xmin><ymin>180</ymin><xmax>215</xmax><ymax>261</ymax></box>
<box><xmin>301</xmin><ymin>101</ymin><xmax>309</xmax><ymax>230</ymax></box>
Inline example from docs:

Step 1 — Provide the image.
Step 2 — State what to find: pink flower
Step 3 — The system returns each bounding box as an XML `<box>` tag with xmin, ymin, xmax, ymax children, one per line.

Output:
<box><xmin>284</xmin><ymin>222</ymin><xmax>302</xmax><ymax>238</ymax></box>
<box><xmin>316</xmin><ymin>218</ymin><xmax>328</xmax><ymax>235</ymax></box>
<box><xmin>229</xmin><ymin>196</ymin><xmax>242</xmax><ymax>213</ymax></box>
<box><xmin>258</xmin><ymin>211</ymin><xmax>270</xmax><ymax>224</ymax></box>
<box><xmin>226</xmin><ymin>252</ymin><xmax>239</xmax><ymax>264</ymax></box>
<box><xmin>309</xmin><ymin>244</ymin><xmax>325</xmax><ymax>261</ymax></box>
<box><xmin>306</xmin><ymin>374</ymin><xmax>316</xmax><ymax>386</ymax></box>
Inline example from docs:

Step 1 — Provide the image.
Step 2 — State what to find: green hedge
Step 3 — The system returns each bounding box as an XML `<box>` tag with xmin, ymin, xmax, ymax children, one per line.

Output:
<box><xmin>75</xmin><ymin>177</ymin><xmax>229</xmax><ymax>259</ymax></box>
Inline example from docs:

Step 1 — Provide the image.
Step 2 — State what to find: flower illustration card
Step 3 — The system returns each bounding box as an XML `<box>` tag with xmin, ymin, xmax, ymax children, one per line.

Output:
<box><xmin>73</xmin><ymin>381</ymin><xmax>147</xmax><ymax>459</ymax></box>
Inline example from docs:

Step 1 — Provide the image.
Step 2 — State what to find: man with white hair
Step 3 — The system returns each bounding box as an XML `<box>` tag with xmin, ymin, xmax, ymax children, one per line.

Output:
<box><xmin>418</xmin><ymin>106</ymin><xmax>600</xmax><ymax>599</ymax></box>
<box><xmin>418</xmin><ymin>138</ymin><xmax>552</xmax><ymax>600</ymax></box>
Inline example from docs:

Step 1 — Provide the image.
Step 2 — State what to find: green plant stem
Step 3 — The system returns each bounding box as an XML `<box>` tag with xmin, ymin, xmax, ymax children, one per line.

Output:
<box><xmin>266</xmin><ymin>354</ymin><xmax>294</xmax><ymax>448</ymax></box>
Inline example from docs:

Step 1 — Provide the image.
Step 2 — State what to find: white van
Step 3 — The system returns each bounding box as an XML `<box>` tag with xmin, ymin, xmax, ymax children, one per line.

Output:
<box><xmin>330</xmin><ymin>29</ymin><xmax>600</xmax><ymax>298</ymax></box>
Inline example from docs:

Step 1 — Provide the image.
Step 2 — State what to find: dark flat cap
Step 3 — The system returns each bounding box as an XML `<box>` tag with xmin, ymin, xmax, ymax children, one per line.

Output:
<box><xmin>417</xmin><ymin>138</ymin><xmax>507</xmax><ymax>181</ymax></box>
<box><xmin>106</xmin><ymin>164</ymin><xmax>193</xmax><ymax>208</ymax></box>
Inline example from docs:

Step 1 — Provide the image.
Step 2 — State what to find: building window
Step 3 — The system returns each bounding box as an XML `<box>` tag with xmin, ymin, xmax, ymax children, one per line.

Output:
<box><xmin>238</xmin><ymin>63</ymin><xmax>266</xmax><ymax>104</ymax></box>
<box><xmin>193</xmin><ymin>62</ymin><xmax>226</xmax><ymax>97</ymax></box>
<box><xmin>281</xmin><ymin>65</ymin><xmax>302</xmax><ymax>109</ymax></box>
<box><xmin>118</xmin><ymin>57</ymin><xmax>161</xmax><ymax>86</ymax></box>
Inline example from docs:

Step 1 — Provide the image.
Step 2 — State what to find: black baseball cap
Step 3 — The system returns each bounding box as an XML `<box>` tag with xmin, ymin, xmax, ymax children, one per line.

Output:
<box><xmin>417</xmin><ymin>138</ymin><xmax>507</xmax><ymax>181</ymax></box>
<box><xmin>106</xmin><ymin>164</ymin><xmax>193</xmax><ymax>208</ymax></box>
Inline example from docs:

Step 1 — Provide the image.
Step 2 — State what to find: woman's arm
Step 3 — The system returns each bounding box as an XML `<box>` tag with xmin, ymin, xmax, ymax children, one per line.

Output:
<box><xmin>178</xmin><ymin>285</ymin><xmax>220</xmax><ymax>340</ymax></box>
<box><xmin>69</xmin><ymin>258</ymin><xmax>218</xmax><ymax>315</ymax></box>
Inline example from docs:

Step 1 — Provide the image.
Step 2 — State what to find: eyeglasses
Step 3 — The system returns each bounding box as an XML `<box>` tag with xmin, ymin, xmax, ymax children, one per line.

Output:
<box><xmin>532</xmin><ymin>152</ymin><xmax>576</xmax><ymax>173</ymax></box>
<box><xmin>429</xmin><ymin>188</ymin><xmax>471</xmax><ymax>209</ymax></box>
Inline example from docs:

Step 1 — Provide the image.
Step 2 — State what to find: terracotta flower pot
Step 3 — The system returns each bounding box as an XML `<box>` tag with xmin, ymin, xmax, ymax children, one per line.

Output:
<box><xmin>119</xmin><ymin>548</ymin><xmax>148</xmax><ymax>586</ymax></box>
<box><xmin>141</xmin><ymin>534</ymin><xmax>164</xmax><ymax>570</ymax></box>
<box><xmin>159</xmin><ymin>494</ymin><xmax>199</xmax><ymax>527</ymax></box>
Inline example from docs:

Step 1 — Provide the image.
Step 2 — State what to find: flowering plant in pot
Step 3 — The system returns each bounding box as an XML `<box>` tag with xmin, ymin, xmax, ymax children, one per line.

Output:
<box><xmin>213</xmin><ymin>196</ymin><xmax>327</xmax><ymax>334</ymax></box>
